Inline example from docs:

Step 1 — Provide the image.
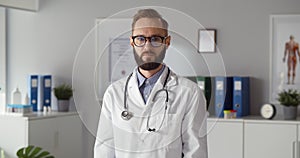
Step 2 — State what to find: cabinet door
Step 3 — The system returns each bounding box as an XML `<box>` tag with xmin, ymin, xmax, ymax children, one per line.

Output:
<box><xmin>29</xmin><ymin>115</ymin><xmax>82</xmax><ymax>158</ymax></box>
<box><xmin>0</xmin><ymin>117</ymin><xmax>27</xmax><ymax>158</ymax></box>
<box><xmin>56</xmin><ymin>115</ymin><xmax>82</xmax><ymax>158</ymax></box>
<box><xmin>244</xmin><ymin>122</ymin><xmax>297</xmax><ymax>158</ymax></box>
<box><xmin>28</xmin><ymin>118</ymin><xmax>57</xmax><ymax>155</ymax></box>
<box><xmin>207</xmin><ymin>120</ymin><xmax>243</xmax><ymax>158</ymax></box>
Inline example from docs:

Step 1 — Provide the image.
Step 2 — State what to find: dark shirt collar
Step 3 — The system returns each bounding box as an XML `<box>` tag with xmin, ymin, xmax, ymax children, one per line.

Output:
<box><xmin>136</xmin><ymin>65</ymin><xmax>165</xmax><ymax>87</ymax></box>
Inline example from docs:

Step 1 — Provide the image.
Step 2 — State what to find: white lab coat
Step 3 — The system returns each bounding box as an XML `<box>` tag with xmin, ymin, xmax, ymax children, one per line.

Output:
<box><xmin>94</xmin><ymin>66</ymin><xmax>208</xmax><ymax>158</ymax></box>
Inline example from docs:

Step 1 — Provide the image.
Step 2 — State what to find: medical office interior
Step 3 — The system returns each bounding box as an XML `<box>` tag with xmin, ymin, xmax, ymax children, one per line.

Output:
<box><xmin>0</xmin><ymin>0</ymin><xmax>300</xmax><ymax>158</ymax></box>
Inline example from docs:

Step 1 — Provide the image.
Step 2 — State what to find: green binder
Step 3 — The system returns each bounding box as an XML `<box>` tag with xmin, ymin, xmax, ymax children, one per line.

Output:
<box><xmin>196</xmin><ymin>76</ymin><xmax>213</xmax><ymax>110</ymax></box>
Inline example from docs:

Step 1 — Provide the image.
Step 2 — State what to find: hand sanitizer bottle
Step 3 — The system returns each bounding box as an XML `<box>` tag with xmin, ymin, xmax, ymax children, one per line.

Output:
<box><xmin>12</xmin><ymin>87</ymin><xmax>22</xmax><ymax>104</ymax></box>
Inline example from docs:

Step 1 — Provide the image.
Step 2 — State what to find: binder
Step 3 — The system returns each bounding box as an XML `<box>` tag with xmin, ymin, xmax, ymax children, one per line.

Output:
<box><xmin>233</xmin><ymin>76</ymin><xmax>250</xmax><ymax>117</ymax></box>
<box><xmin>214</xmin><ymin>76</ymin><xmax>233</xmax><ymax>117</ymax></box>
<box><xmin>196</xmin><ymin>76</ymin><xmax>214</xmax><ymax>110</ymax></box>
<box><xmin>42</xmin><ymin>75</ymin><xmax>52</xmax><ymax>108</ymax></box>
<box><xmin>28</xmin><ymin>75</ymin><xmax>38</xmax><ymax>111</ymax></box>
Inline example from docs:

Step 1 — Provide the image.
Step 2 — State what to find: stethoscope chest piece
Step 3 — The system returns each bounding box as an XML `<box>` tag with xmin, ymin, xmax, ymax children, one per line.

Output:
<box><xmin>121</xmin><ymin>110</ymin><xmax>133</xmax><ymax>120</ymax></box>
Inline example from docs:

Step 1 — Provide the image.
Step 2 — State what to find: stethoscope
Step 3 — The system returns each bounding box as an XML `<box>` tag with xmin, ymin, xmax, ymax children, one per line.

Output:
<box><xmin>121</xmin><ymin>68</ymin><xmax>170</xmax><ymax>132</ymax></box>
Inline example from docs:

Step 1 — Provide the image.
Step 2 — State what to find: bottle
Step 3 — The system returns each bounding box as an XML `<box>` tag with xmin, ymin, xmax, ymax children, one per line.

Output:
<box><xmin>0</xmin><ymin>87</ymin><xmax>5</xmax><ymax>113</ymax></box>
<box><xmin>230</xmin><ymin>110</ymin><xmax>237</xmax><ymax>118</ymax></box>
<box><xmin>223</xmin><ymin>110</ymin><xmax>231</xmax><ymax>119</ymax></box>
<box><xmin>24</xmin><ymin>93</ymin><xmax>29</xmax><ymax>105</ymax></box>
<box><xmin>43</xmin><ymin>106</ymin><xmax>47</xmax><ymax>113</ymax></box>
<box><xmin>12</xmin><ymin>87</ymin><xmax>22</xmax><ymax>104</ymax></box>
<box><xmin>0</xmin><ymin>147</ymin><xmax>5</xmax><ymax>158</ymax></box>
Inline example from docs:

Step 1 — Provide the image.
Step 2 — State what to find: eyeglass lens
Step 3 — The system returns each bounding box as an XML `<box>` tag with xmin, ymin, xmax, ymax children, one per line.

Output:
<box><xmin>133</xmin><ymin>36</ymin><xmax>166</xmax><ymax>47</ymax></box>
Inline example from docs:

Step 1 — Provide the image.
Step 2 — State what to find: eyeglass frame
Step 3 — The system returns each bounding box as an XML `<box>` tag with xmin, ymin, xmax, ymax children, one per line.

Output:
<box><xmin>131</xmin><ymin>35</ymin><xmax>169</xmax><ymax>47</ymax></box>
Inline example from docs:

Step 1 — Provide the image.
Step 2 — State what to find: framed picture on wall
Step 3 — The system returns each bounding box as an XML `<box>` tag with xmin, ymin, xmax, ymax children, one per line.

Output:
<box><xmin>0</xmin><ymin>0</ymin><xmax>39</xmax><ymax>11</ymax></box>
<box><xmin>270</xmin><ymin>15</ymin><xmax>300</xmax><ymax>103</ymax></box>
<box><xmin>198</xmin><ymin>29</ymin><xmax>217</xmax><ymax>53</ymax></box>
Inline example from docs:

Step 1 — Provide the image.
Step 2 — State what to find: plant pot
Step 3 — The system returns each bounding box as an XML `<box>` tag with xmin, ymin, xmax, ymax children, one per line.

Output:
<box><xmin>57</xmin><ymin>100</ymin><xmax>70</xmax><ymax>112</ymax></box>
<box><xmin>283</xmin><ymin>106</ymin><xmax>297</xmax><ymax>120</ymax></box>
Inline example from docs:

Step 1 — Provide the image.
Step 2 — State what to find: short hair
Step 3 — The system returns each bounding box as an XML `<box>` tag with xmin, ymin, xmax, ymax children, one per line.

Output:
<box><xmin>290</xmin><ymin>35</ymin><xmax>294</xmax><ymax>40</ymax></box>
<box><xmin>132</xmin><ymin>9</ymin><xmax>169</xmax><ymax>33</ymax></box>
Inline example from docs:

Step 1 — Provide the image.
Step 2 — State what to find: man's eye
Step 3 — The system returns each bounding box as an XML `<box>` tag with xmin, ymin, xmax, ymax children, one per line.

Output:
<box><xmin>136</xmin><ymin>37</ymin><xmax>145</xmax><ymax>41</ymax></box>
<box><xmin>151</xmin><ymin>37</ymin><xmax>161</xmax><ymax>42</ymax></box>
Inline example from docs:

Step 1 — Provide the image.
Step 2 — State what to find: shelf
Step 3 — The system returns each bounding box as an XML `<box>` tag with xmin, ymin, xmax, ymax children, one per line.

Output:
<box><xmin>0</xmin><ymin>111</ymin><xmax>79</xmax><ymax>120</ymax></box>
<box><xmin>208</xmin><ymin>115</ymin><xmax>300</xmax><ymax>124</ymax></box>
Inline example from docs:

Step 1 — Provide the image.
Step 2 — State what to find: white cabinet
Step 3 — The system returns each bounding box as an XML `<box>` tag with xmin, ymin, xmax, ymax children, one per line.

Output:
<box><xmin>207</xmin><ymin>117</ymin><xmax>300</xmax><ymax>158</ymax></box>
<box><xmin>244</xmin><ymin>121</ymin><xmax>297</xmax><ymax>158</ymax></box>
<box><xmin>0</xmin><ymin>112</ymin><xmax>82</xmax><ymax>158</ymax></box>
<box><xmin>207</xmin><ymin>119</ymin><xmax>243</xmax><ymax>158</ymax></box>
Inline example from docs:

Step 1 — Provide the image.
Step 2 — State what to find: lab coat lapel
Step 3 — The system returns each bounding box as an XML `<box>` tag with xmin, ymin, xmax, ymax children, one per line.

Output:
<box><xmin>146</xmin><ymin>67</ymin><xmax>178</xmax><ymax>106</ymax></box>
<box><xmin>127</xmin><ymin>69</ymin><xmax>146</xmax><ymax>107</ymax></box>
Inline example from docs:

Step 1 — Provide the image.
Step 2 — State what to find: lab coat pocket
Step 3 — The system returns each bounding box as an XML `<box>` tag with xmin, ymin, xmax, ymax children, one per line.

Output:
<box><xmin>154</xmin><ymin>114</ymin><xmax>176</xmax><ymax>130</ymax></box>
<box><xmin>157</xmin><ymin>114</ymin><xmax>181</xmax><ymax>129</ymax></box>
<box><xmin>155</xmin><ymin>114</ymin><xmax>182</xmax><ymax>147</ymax></box>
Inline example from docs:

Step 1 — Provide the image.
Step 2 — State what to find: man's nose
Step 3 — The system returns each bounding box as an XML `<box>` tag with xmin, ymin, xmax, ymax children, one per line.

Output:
<box><xmin>144</xmin><ymin>39</ymin><xmax>152</xmax><ymax>48</ymax></box>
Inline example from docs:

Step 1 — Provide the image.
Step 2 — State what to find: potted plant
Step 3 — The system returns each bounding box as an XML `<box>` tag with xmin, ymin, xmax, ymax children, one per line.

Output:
<box><xmin>54</xmin><ymin>83</ymin><xmax>73</xmax><ymax>112</ymax></box>
<box><xmin>17</xmin><ymin>145</ymin><xmax>54</xmax><ymax>158</ymax></box>
<box><xmin>277</xmin><ymin>89</ymin><xmax>300</xmax><ymax>120</ymax></box>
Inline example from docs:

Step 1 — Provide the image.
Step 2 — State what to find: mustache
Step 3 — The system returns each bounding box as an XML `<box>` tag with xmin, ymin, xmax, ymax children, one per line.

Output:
<box><xmin>141</xmin><ymin>51</ymin><xmax>155</xmax><ymax>56</ymax></box>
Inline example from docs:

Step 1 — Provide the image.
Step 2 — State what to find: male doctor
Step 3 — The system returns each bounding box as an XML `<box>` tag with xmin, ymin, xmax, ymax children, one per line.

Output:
<box><xmin>94</xmin><ymin>8</ymin><xmax>208</xmax><ymax>158</ymax></box>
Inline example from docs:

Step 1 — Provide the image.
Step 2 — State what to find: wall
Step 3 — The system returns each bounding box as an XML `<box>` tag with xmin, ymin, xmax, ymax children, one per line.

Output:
<box><xmin>6</xmin><ymin>0</ymin><xmax>300</xmax><ymax>157</ymax></box>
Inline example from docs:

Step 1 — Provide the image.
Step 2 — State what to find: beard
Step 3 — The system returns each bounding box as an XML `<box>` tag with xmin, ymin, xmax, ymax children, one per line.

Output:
<box><xmin>133</xmin><ymin>47</ymin><xmax>166</xmax><ymax>70</ymax></box>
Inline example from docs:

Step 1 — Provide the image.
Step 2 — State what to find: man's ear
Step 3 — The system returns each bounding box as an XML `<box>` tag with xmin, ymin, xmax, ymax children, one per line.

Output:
<box><xmin>130</xmin><ymin>36</ymin><xmax>134</xmax><ymax>47</ymax></box>
<box><xmin>165</xmin><ymin>36</ymin><xmax>171</xmax><ymax>48</ymax></box>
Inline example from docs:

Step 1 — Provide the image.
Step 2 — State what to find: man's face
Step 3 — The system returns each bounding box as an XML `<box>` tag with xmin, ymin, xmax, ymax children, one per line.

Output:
<box><xmin>130</xmin><ymin>18</ymin><xmax>171</xmax><ymax>70</ymax></box>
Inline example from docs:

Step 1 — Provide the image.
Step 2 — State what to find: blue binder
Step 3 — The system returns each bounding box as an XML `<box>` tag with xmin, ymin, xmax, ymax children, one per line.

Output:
<box><xmin>28</xmin><ymin>75</ymin><xmax>38</xmax><ymax>111</ymax></box>
<box><xmin>233</xmin><ymin>76</ymin><xmax>250</xmax><ymax>117</ymax></box>
<box><xmin>42</xmin><ymin>75</ymin><xmax>52</xmax><ymax>108</ymax></box>
<box><xmin>214</xmin><ymin>76</ymin><xmax>233</xmax><ymax>117</ymax></box>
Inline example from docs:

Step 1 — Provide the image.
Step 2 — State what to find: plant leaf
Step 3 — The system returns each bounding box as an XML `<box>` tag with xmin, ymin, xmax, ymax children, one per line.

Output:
<box><xmin>16</xmin><ymin>147</ymin><xmax>25</xmax><ymax>157</ymax></box>
<box><xmin>35</xmin><ymin>151</ymin><xmax>50</xmax><ymax>158</ymax></box>
<box><xmin>28</xmin><ymin>146</ymin><xmax>42</xmax><ymax>158</ymax></box>
<box><xmin>25</xmin><ymin>145</ymin><xmax>34</xmax><ymax>156</ymax></box>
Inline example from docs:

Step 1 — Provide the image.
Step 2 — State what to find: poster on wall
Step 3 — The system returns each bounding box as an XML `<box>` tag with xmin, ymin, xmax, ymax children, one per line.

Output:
<box><xmin>95</xmin><ymin>18</ymin><xmax>134</xmax><ymax>97</ymax></box>
<box><xmin>270</xmin><ymin>15</ymin><xmax>300</xmax><ymax>103</ymax></box>
<box><xmin>109</xmin><ymin>38</ymin><xmax>135</xmax><ymax>82</ymax></box>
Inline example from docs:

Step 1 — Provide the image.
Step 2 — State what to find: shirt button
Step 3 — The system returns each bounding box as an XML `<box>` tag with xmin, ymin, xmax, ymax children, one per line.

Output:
<box><xmin>146</xmin><ymin>80</ymin><xmax>150</xmax><ymax>84</ymax></box>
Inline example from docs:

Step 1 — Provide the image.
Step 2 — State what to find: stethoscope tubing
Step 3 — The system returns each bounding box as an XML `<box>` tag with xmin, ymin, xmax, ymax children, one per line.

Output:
<box><xmin>121</xmin><ymin>67</ymin><xmax>170</xmax><ymax>132</ymax></box>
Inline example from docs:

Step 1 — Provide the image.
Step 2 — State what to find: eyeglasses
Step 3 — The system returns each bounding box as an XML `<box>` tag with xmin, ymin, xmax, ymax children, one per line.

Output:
<box><xmin>132</xmin><ymin>35</ymin><xmax>168</xmax><ymax>47</ymax></box>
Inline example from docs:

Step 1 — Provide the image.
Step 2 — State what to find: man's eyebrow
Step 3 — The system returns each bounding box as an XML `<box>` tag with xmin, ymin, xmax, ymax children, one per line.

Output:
<box><xmin>132</xmin><ymin>34</ymin><xmax>165</xmax><ymax>37</ymax></box>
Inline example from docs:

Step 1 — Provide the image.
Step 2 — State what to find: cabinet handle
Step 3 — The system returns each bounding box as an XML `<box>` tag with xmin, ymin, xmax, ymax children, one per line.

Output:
<box><xmin>54</xmin><ymin>131</ymin><xmax>59</xmax><ymax>148</ymax></box>
<box><xmin>293</xmin><ymin>141</ymin><xmax>295</xmax><ymax>158</ymax></box>
<box><xmin>293</xmin><ymin>141</ymin><xmax>298</xmax><ymax>158</ymax></box>
<box><xmin>298</xmin><ymin>141</ymin><xmax>300</xmax><ymax>158</ymax></box>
